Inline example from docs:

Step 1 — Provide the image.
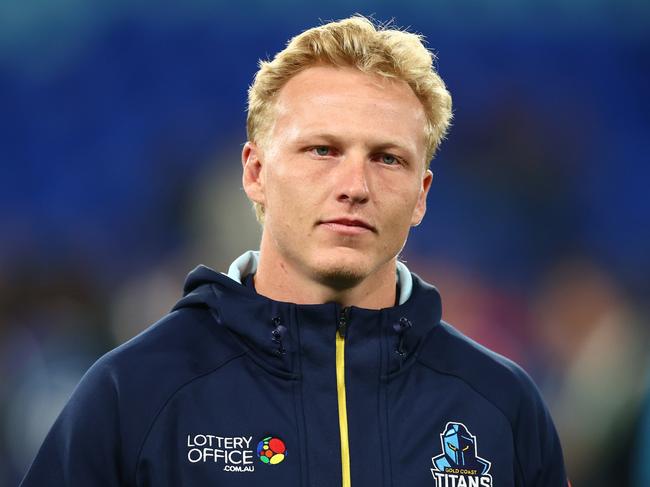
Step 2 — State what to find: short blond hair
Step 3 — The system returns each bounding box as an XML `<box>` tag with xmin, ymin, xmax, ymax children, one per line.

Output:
<box><xmin>246</xmin><ymin>15</ymin><xmax>453</xmax><ymax>223</ymax></box>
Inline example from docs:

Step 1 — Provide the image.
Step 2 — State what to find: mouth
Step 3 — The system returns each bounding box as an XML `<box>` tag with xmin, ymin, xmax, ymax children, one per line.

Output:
<box><xmin>319</xmin><ymin>218</ymin><xmax>376</xmax><ymax>235</ymax></box>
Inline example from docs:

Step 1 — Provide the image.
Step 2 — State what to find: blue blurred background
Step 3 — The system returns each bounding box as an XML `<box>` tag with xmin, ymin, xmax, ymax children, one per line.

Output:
<box><xmin>1</xmin><ymin>1</ymin><xmax>649</xmax><ymax>485</ymax></box>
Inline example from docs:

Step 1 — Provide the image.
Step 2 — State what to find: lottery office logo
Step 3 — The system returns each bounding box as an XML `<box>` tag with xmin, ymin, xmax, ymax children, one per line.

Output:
<box><xmin>256</xmin><ymin>436</ymin><xmax>287</xmax><ymax>465</ymax></box>
<box><xmin>186</xmin><ymin>434</ymin><xmax>287</xmax><ymax>473</ymax></box>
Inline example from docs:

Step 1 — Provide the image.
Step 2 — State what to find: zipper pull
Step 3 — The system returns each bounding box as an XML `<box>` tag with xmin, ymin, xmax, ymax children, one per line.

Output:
<box><xmin>338</xmin><ymin>307</ymin><xmax>350</xmax><ymax>338</ymax></box>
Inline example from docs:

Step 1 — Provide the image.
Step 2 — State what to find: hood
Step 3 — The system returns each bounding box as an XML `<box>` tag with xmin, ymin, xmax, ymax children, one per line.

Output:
<box><xmin>172</xmin><ymin>252</ymin><xmax>443</xmax><ymax>378</ymax></box>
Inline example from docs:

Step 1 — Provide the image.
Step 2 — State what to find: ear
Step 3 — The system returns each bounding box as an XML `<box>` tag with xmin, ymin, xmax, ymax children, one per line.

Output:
<box><xmin>242</xmin><ymin>141</ymin><xmax>266</xmax><ymax>206</ymax></box>
<box><xmin>410</xmin><ymin>169</ymin><xmax>433</xmax><ymax>227</ymax></box>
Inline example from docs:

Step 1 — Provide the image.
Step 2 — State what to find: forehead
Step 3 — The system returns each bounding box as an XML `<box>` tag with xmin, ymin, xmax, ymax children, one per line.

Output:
<box><xmin>270</xmin><ymin>65</ymin><xmax>427</xmax><ymax>154</ymax></box>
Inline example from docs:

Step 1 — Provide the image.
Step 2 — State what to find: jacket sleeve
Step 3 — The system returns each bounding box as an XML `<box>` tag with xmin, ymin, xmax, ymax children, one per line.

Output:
<box><xmin>20</xmin><ymin>358</ymin><xmax>125</xmax><ymax>487</ymax></box>
<box><xmin>512</xmin><ymin>367</ymin><xmax>569</xmax><ymax>487</ymax></box>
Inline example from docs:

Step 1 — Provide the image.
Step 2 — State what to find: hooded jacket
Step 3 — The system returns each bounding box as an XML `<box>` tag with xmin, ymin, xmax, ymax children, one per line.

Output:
<box><xmin>21</xmin><ymin>251</ymin><xmax>567</xmax><ymax>487</ymax></box>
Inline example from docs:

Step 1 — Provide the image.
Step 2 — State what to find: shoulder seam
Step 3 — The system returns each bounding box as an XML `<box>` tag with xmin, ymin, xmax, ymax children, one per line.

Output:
<box><xmin>132</xmin><ymin>350</ymin><xmax>247</xmax><ymax>484</ymax></box>
<box><xmin>416</xmin><ymin>357</ymin><xmax>526</xmax><ymax>483</ymax></box>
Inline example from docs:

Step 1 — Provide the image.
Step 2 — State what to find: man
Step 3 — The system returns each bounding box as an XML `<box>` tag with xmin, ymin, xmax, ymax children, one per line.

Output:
<box><xmin>21</xmin><ymin>16</ymin><xmax>568</xmax><ymax>486</ymax></box>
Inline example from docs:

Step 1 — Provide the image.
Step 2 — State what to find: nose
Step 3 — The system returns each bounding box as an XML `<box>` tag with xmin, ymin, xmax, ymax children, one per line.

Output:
<box><xmin>336</xmin><ymin>152</ymin><xmax>370</xmax><ymax>205</ymax></box>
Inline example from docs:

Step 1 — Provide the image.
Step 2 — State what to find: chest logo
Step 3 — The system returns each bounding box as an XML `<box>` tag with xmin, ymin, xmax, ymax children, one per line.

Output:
<box><xmin>430</xmin><ymin>422</ymin><xmax>493</xmax><ymax>487</ymax></box>
<box><xmin>186</xmin><ymin>433</ymin><xmax>288</xmax><ymax>473</ymax></box>
<box><xmin>256</xmin><ymin>436</ymin><xmax>287</xmax><ymax>465</ymax></box>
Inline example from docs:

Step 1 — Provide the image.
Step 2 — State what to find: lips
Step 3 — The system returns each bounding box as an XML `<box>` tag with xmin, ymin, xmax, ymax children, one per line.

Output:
<box><xmin>320</xmin><ymin>218</ymin><xmax>376</xmax><ymax>233</ymax></box>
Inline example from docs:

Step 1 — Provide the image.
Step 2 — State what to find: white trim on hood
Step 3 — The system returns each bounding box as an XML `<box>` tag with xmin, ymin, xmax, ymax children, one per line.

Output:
<box><xmin>225</xmin><ymin>250</ymin><xmax>413</xmax><ymax>305</ymax></box>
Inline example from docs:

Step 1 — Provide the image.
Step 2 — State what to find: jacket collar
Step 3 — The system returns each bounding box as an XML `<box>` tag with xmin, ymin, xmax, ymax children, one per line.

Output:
<box><xmin>173</xmin><ymin>251</ymin><xmax>442</xmax><ymax>378</ymax></box>
<box><xmin>225</xmin><ymin>250</ymin><xmax>415</xmax><ymax>306</ymax></box>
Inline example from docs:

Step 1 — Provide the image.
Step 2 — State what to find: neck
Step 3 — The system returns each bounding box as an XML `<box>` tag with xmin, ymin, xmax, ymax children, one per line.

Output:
<box><xmin>254</xmin><ymin>238</ymin><xmax>397</xmax><ymax>310</ymax></box>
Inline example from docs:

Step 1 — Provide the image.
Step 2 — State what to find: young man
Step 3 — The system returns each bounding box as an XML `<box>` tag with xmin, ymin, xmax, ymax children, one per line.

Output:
<box><xmin>21</xmin><ymin>16</ymin><xmax>568</xmax><ymax>487</ymax></box>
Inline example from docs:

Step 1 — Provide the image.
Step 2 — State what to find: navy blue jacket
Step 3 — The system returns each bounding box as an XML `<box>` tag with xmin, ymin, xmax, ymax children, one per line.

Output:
<box><xmin>21</xmin><ymin>258</ymin><xmax>567</xmax><ymax>486</ymax></box>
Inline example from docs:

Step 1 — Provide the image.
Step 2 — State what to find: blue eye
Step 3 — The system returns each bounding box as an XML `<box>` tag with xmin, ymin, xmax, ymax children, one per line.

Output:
<box><xmin>381</xmin><ymin>154</ymin><xmax>398</xmax><ymax>165</ymax></box>
<box><xmin>314</xmin><ymin>146</ymin><xmax>330</xmax><ymax>156</ymax></box>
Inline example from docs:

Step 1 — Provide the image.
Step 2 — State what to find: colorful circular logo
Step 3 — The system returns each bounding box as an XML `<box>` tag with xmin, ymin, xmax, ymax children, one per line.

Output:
<box><xmin>256</xmin><ymin>436</ymin><xmax>287</xmax><ymax>465</ymax></box>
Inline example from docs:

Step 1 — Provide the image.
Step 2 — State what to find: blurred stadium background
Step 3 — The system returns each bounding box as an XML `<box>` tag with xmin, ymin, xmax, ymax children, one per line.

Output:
<box><xmin>1</xmin><ymin>1</ymin><xmax>649</xmax><ymax>485</ymax></box>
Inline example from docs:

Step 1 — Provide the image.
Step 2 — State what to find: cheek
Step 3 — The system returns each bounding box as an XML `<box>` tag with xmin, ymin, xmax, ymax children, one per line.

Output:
<box><xmin>267</xmin><ymin>160</ymin><xmax>329</xmax><ymax>208</ymax></box>
<box><xmin>380</xmin><ymin>178</ymin><xmax>422</xmax><ymax>216</ymax></box>
<box><xmin>376</xmin><ymin>186</ymin><xmax>422</xmax><ymax>247</ymax></box>
<box><xmin>269</xmin><ymin>180</ymin><xmax>311</xmax><ymax>212</ymax></box>
<box><xmin>265</xmin><ymin>164</ymin><xmax>298</xmax><ymax>203</ymax></box>
<box><xmin>264</xmin><ymin>170</ymin><xmax>318</xmax><ymax>228</ymax></box>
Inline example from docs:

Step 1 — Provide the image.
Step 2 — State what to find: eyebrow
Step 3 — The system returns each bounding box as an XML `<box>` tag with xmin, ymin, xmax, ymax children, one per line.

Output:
<box><xmin>292</xmin><ymin>132</ymin><xmax>416</xmax><ymax>157</ymax></box>
<box><xmin>291</xmin><ymin>133</ymin><xmax>344</xmax><ymax>146</ymax></box>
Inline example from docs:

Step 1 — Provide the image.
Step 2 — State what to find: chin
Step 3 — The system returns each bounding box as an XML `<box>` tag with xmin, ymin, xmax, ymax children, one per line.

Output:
<box><xmin>308</xmin><ymin>250</ymin><xmax>374</xmax><ymax>290</ymax></box>
<box><xmin>316</xmin><ymin>265</ymin><xmax>367</xmax><ymax>290</ymax></box>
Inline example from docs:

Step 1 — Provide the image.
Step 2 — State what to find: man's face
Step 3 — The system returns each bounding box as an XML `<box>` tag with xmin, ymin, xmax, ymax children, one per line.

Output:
<box><xmin>243</xmin><ymin>65</ymin><xmax>432</xmax><ymax>289</ymax></box>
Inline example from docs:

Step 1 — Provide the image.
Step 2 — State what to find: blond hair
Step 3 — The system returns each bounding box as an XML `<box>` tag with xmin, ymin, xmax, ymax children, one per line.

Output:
<box><xmin>247</xmin><ymin>15</ymin><xmax>453</xmax><ymax>223</ymax></box>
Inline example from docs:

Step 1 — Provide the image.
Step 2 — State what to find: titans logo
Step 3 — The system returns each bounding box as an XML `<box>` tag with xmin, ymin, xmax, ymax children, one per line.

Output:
<box><xmin>430</xmin><ymin>422</ymin><xmax>492</xmax><ymax>487</ymax></box>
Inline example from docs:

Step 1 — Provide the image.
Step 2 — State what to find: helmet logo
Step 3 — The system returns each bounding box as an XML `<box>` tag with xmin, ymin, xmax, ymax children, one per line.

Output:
<box><xmin>431</xmin><ymin>422</ymin><xmax>492</xmax><ymax>486</ymax></box>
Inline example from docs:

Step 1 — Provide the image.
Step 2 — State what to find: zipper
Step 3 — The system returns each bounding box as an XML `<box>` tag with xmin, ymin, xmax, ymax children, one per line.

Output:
<box><xmin>336</xmin><ymin>307</ymin><xmax>351</xmax><ymax>487</ymax></box>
